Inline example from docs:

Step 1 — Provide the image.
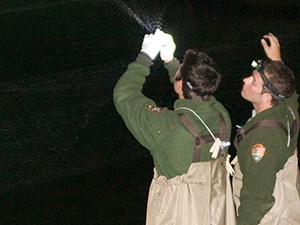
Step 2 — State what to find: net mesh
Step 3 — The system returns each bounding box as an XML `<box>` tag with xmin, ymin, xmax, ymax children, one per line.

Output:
<box><xmin>0</xmin><ymin>0</ymin><xmax>300</xmax><ymax>191</ymax></box>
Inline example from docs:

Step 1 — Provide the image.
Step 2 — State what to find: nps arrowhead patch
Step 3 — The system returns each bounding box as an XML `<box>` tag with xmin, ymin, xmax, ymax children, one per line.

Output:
<box><xmin>251</xmin><ymin>143</ymin><xmax>266</xmax><ymax>162</ymax></box>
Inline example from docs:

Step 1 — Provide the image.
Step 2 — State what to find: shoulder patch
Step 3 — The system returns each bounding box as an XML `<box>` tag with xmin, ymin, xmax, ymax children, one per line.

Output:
<box><xmin>251</xmin><ymin>143</ymin><xmax>266</xmax><ymax>162</ymax></box>
<box><xmin>147</xmin><ymin>105</ymin><xmax>163</xmax><ymax>112</ymax></box>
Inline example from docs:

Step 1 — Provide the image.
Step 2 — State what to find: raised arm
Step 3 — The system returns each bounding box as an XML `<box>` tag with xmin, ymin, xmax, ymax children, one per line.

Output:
<box><xmin>261</xmin><ymin>33</ymin><xmax>282</xmax><ymax>61</ymax></box>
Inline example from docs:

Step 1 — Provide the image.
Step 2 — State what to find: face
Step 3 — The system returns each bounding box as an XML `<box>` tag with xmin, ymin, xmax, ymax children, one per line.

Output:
<box><xmin>174</xmin><ymin>66</ymin><xmax>184</xmax><ymax>99</ymax></box>
<box><xmin>241</xmin><ymin>70</ymin><xmax>265</xmax><ymax>104</ymax></box>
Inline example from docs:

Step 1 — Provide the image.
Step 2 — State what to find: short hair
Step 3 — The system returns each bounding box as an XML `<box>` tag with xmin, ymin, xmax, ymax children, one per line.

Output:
<box><xmin>262</xmin><ymin>59</ymin><xmax>295</xmax><ymax>105</ymax></box>
<box><xmin>175</xmin><ymin>49</ymin><xmax>221</xmax><ymax>100</ymax></box>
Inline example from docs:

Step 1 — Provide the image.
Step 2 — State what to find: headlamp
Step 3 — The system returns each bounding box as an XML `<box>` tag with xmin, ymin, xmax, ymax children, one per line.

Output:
<box><xmin>251</xmin><ymin>60</ymin><xmax>286</xmax><ymax>100</ymax></box>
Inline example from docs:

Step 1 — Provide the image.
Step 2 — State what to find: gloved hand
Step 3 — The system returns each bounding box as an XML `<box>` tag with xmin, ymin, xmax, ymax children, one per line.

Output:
<box><xmin>160</xmin><ymin>33</ymin><xmax>176</xmax><ymax>63</ymax></box>
<box><xmin>140</xmin><ymin>28</ymin><xmax>165</xmax><ymax>60</ymax></box>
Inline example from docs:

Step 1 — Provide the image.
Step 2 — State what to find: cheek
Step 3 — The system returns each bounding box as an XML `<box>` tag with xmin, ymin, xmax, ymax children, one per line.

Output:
<box><xmin>174</xmin><ymin>82</ymin><xmax>178</xmax><ymax>90</ymax></box>
<box><xmin>174</xmin><ymin>82</ymin><xmax>180</xmax><ymax>94</ymax></box>
<box><xmin>243</xmin><ymin>85</ymin><xmax>262</xmax><ymax>101</ymax></box>
<box><xmin>242</xmin><ymin>83</ymin><xmax>257</xmax><ymax>99</ymax></box>
<box><xmin>174</xmin><ymin>80</ymin><xmax>182</xmax><ymax>90</ymax></box>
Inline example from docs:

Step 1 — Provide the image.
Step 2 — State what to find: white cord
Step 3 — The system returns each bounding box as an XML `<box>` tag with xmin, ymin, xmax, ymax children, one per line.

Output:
<box><xmin>176</xmin><ymin>107</ymin><xmax>217</xmax><ymax>140</ymax></box>
<box><xmin>176</xmin><ymin>106</ymin><xmax>231</xmax><ymax>159</ymax></box>
<box><xmin>286</xmin><ymin>115</ymin><xmax>290</xmax><ymax>147</ymax></box>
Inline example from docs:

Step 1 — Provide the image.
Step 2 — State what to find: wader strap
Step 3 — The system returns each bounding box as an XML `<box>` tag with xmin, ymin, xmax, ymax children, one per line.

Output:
<box><xmin>219</xmin><ymin>114</ymin><xmax>227</xmax><ymax>141</ymax></box>
<box><xmin>179</xmin><ymin>113</ymin><xmax>226</xmax><ymax>162</ymax></box>
<box><xmin>246</xmin><ymin>119</ymin><xmax>288</xmax><ymax>136</ymax></box>
<box><xmin>234</xmin><ymin>119</ymin><xmax>298</xmax><ymax>149</ymax></box>
<box><xmin>287</xmin><ymin>106</ymin><xmax>299</xmax><ymax>139</ymax></box>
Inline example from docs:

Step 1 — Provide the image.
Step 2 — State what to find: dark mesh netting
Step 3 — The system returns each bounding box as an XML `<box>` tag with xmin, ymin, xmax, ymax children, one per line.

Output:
<box><xmin>0</xmin><ymin>0</ymin><xmax>300</xmax><ymax>224</ymax></box>
<box><xmin>0</xmin><ymin>0</ymin><xmax>171</xmax><ymax>191</ymax></box>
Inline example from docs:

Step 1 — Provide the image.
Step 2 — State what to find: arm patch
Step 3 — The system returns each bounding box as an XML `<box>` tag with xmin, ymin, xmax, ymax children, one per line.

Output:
<box><xmin>147</xmin><ymin>105</ymin><xmax>163</xmax><ymax>112</ymax></box>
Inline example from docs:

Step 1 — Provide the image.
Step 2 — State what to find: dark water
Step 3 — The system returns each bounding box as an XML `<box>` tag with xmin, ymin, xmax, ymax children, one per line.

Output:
<box><xmin>1</xmin><ymin>1</ymin><xmax>300</xmax><ymax>224</ymax></box>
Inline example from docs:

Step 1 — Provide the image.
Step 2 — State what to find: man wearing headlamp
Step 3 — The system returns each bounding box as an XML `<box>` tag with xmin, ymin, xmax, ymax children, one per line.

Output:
<box><xmin>233</xmin><ymin>33</ymin><xmax>300</xmax><ymax>225</ymax></box>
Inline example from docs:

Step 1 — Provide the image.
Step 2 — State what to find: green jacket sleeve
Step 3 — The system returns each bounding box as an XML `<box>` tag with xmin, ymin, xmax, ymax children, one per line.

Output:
<box><xmin>113</xmin><ymin>53</ymin><xmax>177</xmax><ymax>151</ymax></box>
<box><xmin>164</xmin><ymin>58</ymin><xmax>180</xmax><ymax>83</ymax></box>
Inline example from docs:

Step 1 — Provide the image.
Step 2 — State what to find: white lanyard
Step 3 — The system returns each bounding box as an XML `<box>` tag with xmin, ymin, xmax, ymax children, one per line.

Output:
<box><xmin>175</xmin><ymin>107</ymin><xmax>234</xmax><ymax>175</ymax></box>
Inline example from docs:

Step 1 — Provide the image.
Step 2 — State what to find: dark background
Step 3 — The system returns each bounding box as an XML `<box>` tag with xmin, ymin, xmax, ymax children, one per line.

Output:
<box><xmin>0</xmin><ymin>1</ymin><xmax>300</xmax><ymax>224</ymax></box>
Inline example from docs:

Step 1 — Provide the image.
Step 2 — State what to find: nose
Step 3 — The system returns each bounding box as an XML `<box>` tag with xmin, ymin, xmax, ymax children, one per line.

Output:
<box><xmin>243</xmin><ymin>76</ymin><xmax>251</xmax><ymax>85</ymax></box>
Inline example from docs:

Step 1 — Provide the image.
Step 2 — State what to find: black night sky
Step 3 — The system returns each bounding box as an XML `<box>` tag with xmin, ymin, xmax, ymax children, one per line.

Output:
<box><xmin>0</xmin><ymin>1</ymin><xmax>300</xmax><ymax>224</ymax></box>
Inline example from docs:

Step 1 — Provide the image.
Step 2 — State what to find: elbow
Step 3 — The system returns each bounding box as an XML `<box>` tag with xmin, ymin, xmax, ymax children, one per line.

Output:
<box><xmin>113</xmin><ymin>85</ymin><xmax>121</xmax><ymax>106</ymax></box>
<box><xmin>113</xmin><ymin>84</ymin><xmax>127</xmax><ymax>111</ymax></box>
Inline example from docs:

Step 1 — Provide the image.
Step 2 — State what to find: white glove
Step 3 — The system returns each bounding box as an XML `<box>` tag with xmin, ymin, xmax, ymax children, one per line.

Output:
<box><xmin>141</xmin><ymin>28</ymin><xmax>165</xmax><ymax>60</ymax></box>
<box><xmin>160</xmin><ymin>33</ymin><xmax>176</xmax><ymax>63</ymax></box>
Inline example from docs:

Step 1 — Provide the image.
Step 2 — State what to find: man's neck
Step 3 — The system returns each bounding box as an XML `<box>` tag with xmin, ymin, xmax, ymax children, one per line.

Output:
<box><xmin>253</xmin><ymin>103</ymin><xmax>273</xmax><ymax>114</ymax></box>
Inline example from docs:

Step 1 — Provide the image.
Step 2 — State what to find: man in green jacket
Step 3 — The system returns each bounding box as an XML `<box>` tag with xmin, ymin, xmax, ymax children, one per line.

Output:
<box><xmin>233</xmin><ymin>33</ymin><xmax>300</xmax><ymax>225</ymax></box>
<box><xmin>114</xmin><ymin>29</ymin><xmax>236</xmax><ymax>225</ymax></box>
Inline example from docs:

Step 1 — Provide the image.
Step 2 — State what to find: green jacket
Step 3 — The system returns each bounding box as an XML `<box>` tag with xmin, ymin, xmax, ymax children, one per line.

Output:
<box><xmin>236</xmin><ymin>92</ymin><xmax>299</xmax><ymax>225</ymax></box>
<box><xmin>113</xmin><ymin>53</ymin><xmax>232</xmax><ymax>179</ymax></box>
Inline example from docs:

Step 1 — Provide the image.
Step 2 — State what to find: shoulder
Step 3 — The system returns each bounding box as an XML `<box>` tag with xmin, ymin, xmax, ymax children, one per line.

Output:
<box><xmin>211</xmin><ymin>98</ymin><xmax>231</xmax><ymax>123</ymax></box>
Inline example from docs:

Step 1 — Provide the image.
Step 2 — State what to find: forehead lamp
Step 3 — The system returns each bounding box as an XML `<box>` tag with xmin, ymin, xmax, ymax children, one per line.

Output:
<box><xmin>251</xmin><ymin>60</ymin><xmax>286</xmax><ymax>100</ymax></box>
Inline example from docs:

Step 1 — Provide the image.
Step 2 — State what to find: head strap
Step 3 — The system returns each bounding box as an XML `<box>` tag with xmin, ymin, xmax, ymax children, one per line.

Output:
<box><xmin>251</xmin><ymin>60</ymin><xmax>286</xmax><ymax>100</ymax></box>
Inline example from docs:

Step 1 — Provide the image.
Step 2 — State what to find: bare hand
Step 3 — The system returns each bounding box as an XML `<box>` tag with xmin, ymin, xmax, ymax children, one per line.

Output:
<box><xmin>261</xmin><ymin>33</ymin><xmax>282</xmax><ymax>61</ymax></box>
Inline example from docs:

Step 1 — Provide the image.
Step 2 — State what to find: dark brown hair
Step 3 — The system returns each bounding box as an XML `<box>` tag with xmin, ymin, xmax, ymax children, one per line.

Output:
<box><xmin>263</xmin><ymin>59</ymin><xmax>295</xmax><ymax>105</ymax></box>
<box><xmin>175</xmin><ymin>49</ymin><xmax>221</xmax><ymax>100</ymax></box>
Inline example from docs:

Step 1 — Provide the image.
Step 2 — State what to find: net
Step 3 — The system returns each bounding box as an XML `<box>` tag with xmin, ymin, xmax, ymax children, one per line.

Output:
<box><xmin>0</xmin><ymin>0</ymin><xmax>299</xmax><ymax>192</ymax></box>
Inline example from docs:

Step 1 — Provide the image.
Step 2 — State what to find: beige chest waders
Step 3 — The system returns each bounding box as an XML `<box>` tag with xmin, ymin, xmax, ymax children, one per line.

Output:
<box><xmin>146</xmin><ymin>112</ymin><xmax>236</xmax><ymax>225</ymax></box>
